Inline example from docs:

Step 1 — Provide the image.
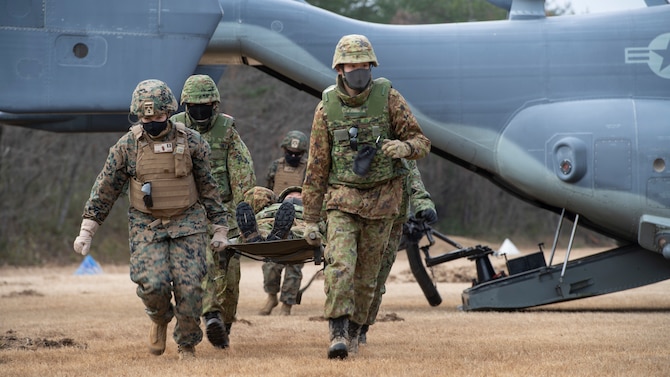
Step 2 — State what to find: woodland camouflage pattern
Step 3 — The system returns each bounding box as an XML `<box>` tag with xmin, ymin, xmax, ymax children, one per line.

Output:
<box><xmin>172</xmin><ymin>108</ymin><xmax>256</xmax><ymax>325</ymax></box>
<box><xmin>256</xmin><ymin>198</ymin><xmax>306</xmax><ymax>305</ymax></box>
<box><xmin>280</xmin><ymin>130</ymin><xmax>308</xmax><ymax>152</ymax></box>
<box><xmin>302</xmin><ymin>61</ymin><xmax>430</xmax><ymax>325</ymax></box>
<box><xmin>81</xmin><ymin>120</ymin><xmax>229</xmax><ymax>348</ymax></box>
<box><xmin>180</xmin><ymin>74</ymin><xmax>221</xmax><ymax>104</ymax></box>
<box><xmin>366</xmin><ymin>159</ymin><xmax>436</xmax><ymax>326</ymax></box>
<box><xmin>331</xmin><ymin>34</ymin><xmax>379</xmax><ymax>69</ymax></box>
<box><xmin>302</xmin><ymin>81</ymin><xmax>431</xmax><ymax>222</ymax></box>
<box><xmin>129</xmin><ymin>79</ymin><xmax>178</xmax><ymax>117</ymax></box>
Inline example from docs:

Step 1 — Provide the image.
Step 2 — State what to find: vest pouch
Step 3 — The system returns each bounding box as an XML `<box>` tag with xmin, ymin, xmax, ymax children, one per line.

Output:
<box><xmin>173</xmin><ymin>144</ymin><xmax>192</xmax><ymax>178</ymax></box>
<box><xmin>129</xmin><ymin>176</ymin><xmax>198</xmax><ymax>218</ymax></box>
<box><xmin>353</xmin><ymin>145</ymin><xmax>377</xmax><ymax>176</ymax></box>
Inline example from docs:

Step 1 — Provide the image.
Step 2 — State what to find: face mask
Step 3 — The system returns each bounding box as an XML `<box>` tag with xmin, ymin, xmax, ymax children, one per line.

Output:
<box><xmin>343</xmin><ymin>68</ymin><xmax>371</xmax><ymax>91</ymax></box>
<box><xmin>285</xmin><ymin>151</ymin><xmax>303</xmax><ymax>167</ymax></box>
<box><xmin>187</xmin><ymin>104</ymin><xmax>214</xmax><ymax>128</ymax></box>
<box><xmin>142</xmin><ymin>119</ymin><xmax>168</xmax><ymax>137</ymax></box>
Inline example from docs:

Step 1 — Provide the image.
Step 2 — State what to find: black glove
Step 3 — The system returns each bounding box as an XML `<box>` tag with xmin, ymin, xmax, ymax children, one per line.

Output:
<box><xmin>416</xmin><ymin>209</ymin><xmax>438</xmax><ymax>225</ymax></box>
<box><xmin>353</xmin><ymin>145</ymin><xmax>377</xmax><ymax>176</ymax></box>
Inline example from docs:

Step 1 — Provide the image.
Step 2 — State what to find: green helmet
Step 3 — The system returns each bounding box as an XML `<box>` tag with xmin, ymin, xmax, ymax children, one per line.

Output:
<box><xmin>130</xmin><ymin>79</ymin><xmax>178</xmax><ymax>117</ymax></box>
<box><xmin>280</xmin><ymin>130</ymin><xmax>308</xmax><ymax>152</ymax></box>
<box><xmin>278</xmin><ymin>185</ymin><xmax>302</xmax><ymax>203</ymax></box>
<box><xmin>331</xmin><ymin>34</ymin><xmax>379</xmax><ymax>69</ymax></box>
<box><xmin>180</xmin><ymin>74</ymin><xmax>220</xmax><ymax>105</ymax></box>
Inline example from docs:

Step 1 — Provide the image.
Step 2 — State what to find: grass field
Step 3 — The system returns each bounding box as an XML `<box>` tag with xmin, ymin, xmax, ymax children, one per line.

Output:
<box><xmin>2</xmin><ymin>239</ymin><xmax>669</xmax><ymax>376</ymax></box>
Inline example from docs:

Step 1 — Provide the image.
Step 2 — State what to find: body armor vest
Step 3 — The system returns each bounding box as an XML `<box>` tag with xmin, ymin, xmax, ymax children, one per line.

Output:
<box><xmin>273</xmin><ymin>159</ymin><xmax>306</xmax><ymax>195</ymax></box>
<box><xmin>171</xmin><ymin>112</ymin><xmax>235</xmax><ymax>202</ymax></box>
<box><xmin>129</xmin><ymin>122</ymin><xmax>198</xmax><ymax>218</ymax></box>
<box><xmin>323</xmin><ymin>78</ymin><xmax>405</xmax><ymax>189</ymax></box>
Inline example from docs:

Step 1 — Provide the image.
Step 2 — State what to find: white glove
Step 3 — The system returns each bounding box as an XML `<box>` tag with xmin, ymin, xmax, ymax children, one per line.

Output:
<box><xmin>304</xmin><ymin>222</ymin><xmax>322</xmax><ymax>247</ymax></box>
<box><xmin>381</xmin><ymin>139</ymin><xmax>412</xmax><ymax>159</ymax></box>
<box><xmin>73</xmin><ymin>219</ymin><xmax>99</xmax><ymax>255</ymax></box>
<box><xmin>210</xmin><ymin>225</ymin><xmax>230</xmax><ymax>252</ymax></box>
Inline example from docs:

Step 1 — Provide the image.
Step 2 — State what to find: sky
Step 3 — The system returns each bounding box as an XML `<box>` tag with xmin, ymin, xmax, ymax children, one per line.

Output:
<box><xmin>549</xmin><ymin>0</ymin><xmax>648</xmax><ymax>14</ymax></box>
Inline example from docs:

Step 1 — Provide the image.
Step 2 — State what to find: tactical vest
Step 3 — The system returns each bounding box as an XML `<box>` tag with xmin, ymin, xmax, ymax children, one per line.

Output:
<box><xmin>323</xmin><ymin>78</ymin><xmax>406</xmax><ymax>189</ymax></box>
<box><xmin>273</xmin><ymin>158</ymin><xmax>306</xmax><ymax>195</ymax></box>
<box><xmin>171</xmin><ymin>113</ymin><xmax>234</xmax><ymax>202</ymax></box>
<box><xmin>129</xmin><ymin>122</ymin><xmax>198</xmax><ymax>218</ymax></box>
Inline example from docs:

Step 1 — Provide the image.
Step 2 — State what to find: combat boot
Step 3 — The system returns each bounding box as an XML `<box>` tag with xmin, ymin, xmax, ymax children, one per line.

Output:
<box><xmin>266</xmin><ymin>201</ymin><xmax>295</xmax><ymax>241</ymax></box>
<box><xmin>279</xmin><ymin>302</ymin><xmax>292</xmax><ymax>316</ymax></box>
<box><xmin>328</xmin><ymin>316</ymin><xmax>349</xmax><ymax>359</ymax></box>
<box><xmin>223</xmin><ymin>323</ymin><xmax>232</xmax><ymax>348</ymax></box>
<box><xmin>204</xmin><ymin>311</ymin><xmax>229</xmax><ymax>349</ymax></box>
<box><xmin>359</xmin><ymin>324</ymin><xmax>369</xmax><ymax>345</ymax></box>
<box><xmin>177</xmin><ymin>344</ymin><xmax>195</xmax><ymax>360</ymax></box>
<box><xmin>148</xmin><ymin>321</ymin><xmax>168</xmax><ymax>356</ymax></box>
<box><xmin>347</xmin><ymin>321</ymin><xmax>362</xmax><ymax>355</ymax></box>
<box><xmin>258</xmin><ymin>293</ymin><xmax>278</xmax><ymax>315</ymax></box>
<box><xmin>236</xmin><ymin>202</ymin><xmax>264</xmax><ymax>243</ymax></box>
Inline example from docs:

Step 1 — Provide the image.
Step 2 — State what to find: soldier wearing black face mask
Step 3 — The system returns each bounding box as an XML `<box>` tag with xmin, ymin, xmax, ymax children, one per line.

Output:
<box><xmin>171</xmin><ymin>74</ymin><xmax>256</xmax><ymax>351</ymax></box>
<box><xmin>258</xmin><ymin>130</ymin><xmax>309</xmax><ymax>317</ymax></box>
<box><xmin>265</xmin><ymin>130</ymin><xmax>309</xmax><ymax>196</ymax></box>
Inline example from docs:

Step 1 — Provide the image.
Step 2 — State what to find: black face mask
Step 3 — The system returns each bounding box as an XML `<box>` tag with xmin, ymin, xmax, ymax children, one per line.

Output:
<box><xmin>187</xmin><ymin>104</ymin><xmax>214</xmax><ymax>123</ymax></box>
<box><xmin>343</xmin><ymin>68</ymin><xmax>372</xmax><ymax>91</ymax></box>
<box><xmin>285</xmin><ymin>151</ymin><xmax>303</xmax><ymax>167</ymax></box>
<box><xmin>142</xmin><ymin>120</ymin><xmax>168</xmax><ymax>137</ymax></box>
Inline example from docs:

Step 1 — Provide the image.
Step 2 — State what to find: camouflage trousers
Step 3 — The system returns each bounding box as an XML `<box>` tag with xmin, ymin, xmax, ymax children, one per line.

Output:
<box><xmin>129</xmin><ymin>232</ymin><xmax>207</xmax><ymax>347</ymax></box>
<box><xmin>365</xmin><ymin>220</ymin><xmax>403</xmax><ymax>325</ymax></box>
<box><xmin>323</xmin><ymin>210</ymin><xmax>393</xmax><ymax>325</ymax></box>
<box><xmin>202</xmin><ymin>245</ymin><xmax>241</xmax><ymax>324</ymax></box>
<box><xmin>262</xmin><ymin>261</ymin><xmax>304</xmax><ymax>305</ymax></box>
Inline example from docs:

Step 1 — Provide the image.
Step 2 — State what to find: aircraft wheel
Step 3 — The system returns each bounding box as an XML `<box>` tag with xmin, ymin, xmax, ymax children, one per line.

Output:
<box><xmin>406</xmin><ymin>242</ymin><xmax>442</xmax><ymax>306</ymax></box>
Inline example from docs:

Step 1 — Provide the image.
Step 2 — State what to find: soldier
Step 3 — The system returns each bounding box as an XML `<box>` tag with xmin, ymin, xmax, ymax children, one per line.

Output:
<box><xmin>73</xmin><ymin>79</ymin><xmax>230</xmax><ymax>360</ymax></box>
<box><xmin>265</xmin><ymin>130</ymin><xmax>308</xmax><ymax>194</ymax></box>
<box><xmin>260</xmin><ymin>131</ymin><xmax>309</xmax><ymax>316</ymax></box>
<box><xmin>237</xmin><ymin>186</ymin><xmax>304</xmax><ymax>244</ymax></box>
<box><xmin>170</xmin><ymin>74</ymin><xmax>256</xmax><ymax>349</ymax></box>
<box><xmin>357</xmin><ymin>159</ymin><xmax>437</xmax><ymax>350</ymax></box>
<box><xmin>301</xmin><ymin>34</ymin><xmax>431</xmax><ymax>359</ymax></box>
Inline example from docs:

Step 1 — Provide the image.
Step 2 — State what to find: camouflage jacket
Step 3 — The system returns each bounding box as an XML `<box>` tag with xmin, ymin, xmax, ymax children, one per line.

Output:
<box><xmin>172</xmin><ymin>112</ymin><xmax>256</xmax><ymax>236</ymax></box>
<box><xmin>302</xmin><ymin>78</ymin><xmax>431</xmax><ymax>222</ymax></box>
<box><xmin>81</xmin><ymin>122</ymin><xmax>230</xmax><ymax>239</ymax></box>
<box><xmin>396</xmin><ymin>159</ymin><xmax>435</xmax><ymax>225</ymax></box>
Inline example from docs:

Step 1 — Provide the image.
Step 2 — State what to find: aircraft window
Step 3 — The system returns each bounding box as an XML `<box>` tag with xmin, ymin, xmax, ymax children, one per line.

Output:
<box><xmin>73</xmin><ymin>43</ymin><xmax>88</xmax><ymax>59</ymax></box>
<box><xmin>653</xmin><ymin>158</ymin><xmax>665</xmax><ymax>173</ymax></box>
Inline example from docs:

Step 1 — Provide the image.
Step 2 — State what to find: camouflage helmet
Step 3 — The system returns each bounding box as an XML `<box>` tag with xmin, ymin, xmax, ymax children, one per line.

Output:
<box><xmin>331</xmin><ymin>34</ymin><xmax>379</xmax><ymax>69</ymax></box>
<box><xmin>278</xmin><ymin>185</ymin><xmax>302</xmax><ymax>203</ymax></box>
<box><xmin>243</xmin><ymin>186</ymin><xmax>278</xmax><ymax>214</ymax></box>
<box><xmin>130</xmin><ymin>79</ymin><xmax>178</xmax><ymax>117</ymax></box>
<box><xmin>280</xmin><ymin>130</ymin><xmax>308</xmax><ymax>153</ymax></box>
<box><xmin>180</xmin><ymin>74</ymin><xmax>220</xmax><ymax>105</ymax></box>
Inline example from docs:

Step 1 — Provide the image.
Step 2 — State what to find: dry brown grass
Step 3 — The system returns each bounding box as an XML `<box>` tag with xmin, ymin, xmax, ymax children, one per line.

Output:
<box><xmin>2</xmin><ymin>239</ymin><xmax>670</xmax><ymax>376</ymax></box>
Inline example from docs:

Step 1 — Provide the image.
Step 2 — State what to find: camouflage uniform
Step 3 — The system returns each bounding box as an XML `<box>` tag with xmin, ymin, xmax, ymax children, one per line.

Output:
<box><xmin>301</xmin><ymin>35</ymin><xmax>431</xmax><ymax>358</ymax></box>
<box><xmin>171</xmin><ymin>74</ymin><xmax>256</xmax><ymax>344</ymax></box>
<box><xmin>77</xmin><ymin>79</ymin><xmax>229</xmax><ymax>355</ymax></box>
<box><xmin>262</xmin><ymin>131</ymin><xmax>308</xmax><ymax>313</ymax></box>
<box><xmin>365</xmin><ymin>159</ymin><xmax>435</xmax><ymax>328</ymax></box>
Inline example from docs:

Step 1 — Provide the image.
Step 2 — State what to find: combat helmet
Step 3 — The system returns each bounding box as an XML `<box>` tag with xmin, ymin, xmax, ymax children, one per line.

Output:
<box><xmin>243</xmin><ymin>186</ymin><xmax>278</xmax><ymax>214</ymax></box>
<box><xmin>280</xmin><ymin>130</ymin><xmax>308</xmax><ymax>153</ymax></box>
<box><xmin>180</xmin><ymin>74</ymin><xmax>220</xmax><ymax>105</ymax></box>
<box><xmin>130</xmin><ymin>79</ymin><xmax>178</xmax><ymax>117</ymax></box>
<box><xmin>278</xmin><ymin>185</ymin><xmax>302</xmax><ymax>203</ymax></box>
<box><xmin>331</xmin><ymin>34</ymin><xmax>379</xmax><ymax>69</ymax></box>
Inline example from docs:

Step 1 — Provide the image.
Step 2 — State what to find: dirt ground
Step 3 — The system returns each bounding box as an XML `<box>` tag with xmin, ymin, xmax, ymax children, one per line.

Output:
<box><xmin>2</xmin><ymin>238</ymin><xmax>670</xmax><ymax>376</ymax></box>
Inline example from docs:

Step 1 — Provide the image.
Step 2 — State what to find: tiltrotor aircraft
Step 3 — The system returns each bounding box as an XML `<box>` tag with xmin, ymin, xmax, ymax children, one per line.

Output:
<box><xmin>2</xmin><ymin>0</ymin><xmax>670</xmax><ymax>310</ymax></box>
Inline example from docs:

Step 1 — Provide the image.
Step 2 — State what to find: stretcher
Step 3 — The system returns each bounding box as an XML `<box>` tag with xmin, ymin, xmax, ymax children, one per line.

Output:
<box><xmin>225</xmin><ymin>238</ymin><xmax>323</xmax><ymax>265</ymax></box>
